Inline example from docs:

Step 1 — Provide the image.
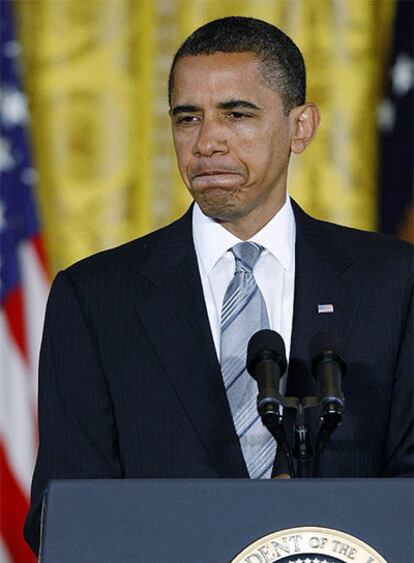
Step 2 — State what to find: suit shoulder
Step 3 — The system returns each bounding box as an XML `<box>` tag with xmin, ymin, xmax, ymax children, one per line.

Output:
<box><xmin>307</xmin><ymin>214</ymin><xmax>413</xmax><ymax>272</ymax></box>
<box><xmin>62</xmin><ymin>214</ymin><xmax>187</xmax><ymax>284</ymax></box>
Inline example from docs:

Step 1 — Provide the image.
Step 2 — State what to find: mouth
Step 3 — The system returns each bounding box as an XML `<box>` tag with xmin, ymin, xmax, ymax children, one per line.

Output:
<box><xmin>191</xmin><ymin>170</ymin><xmax>243</xmax><ymax>189</ymax></box>
<box><xmin>192</xmin><ymin>170</ymin><xmax>239</xmax><ymax>178</ymax></box>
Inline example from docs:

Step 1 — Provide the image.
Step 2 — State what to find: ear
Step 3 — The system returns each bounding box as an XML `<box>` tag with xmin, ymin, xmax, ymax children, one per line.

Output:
<box><xmin>289</xmin><ymin>103</ymin><xmax>320</xmax><ymax>154</ymax></box>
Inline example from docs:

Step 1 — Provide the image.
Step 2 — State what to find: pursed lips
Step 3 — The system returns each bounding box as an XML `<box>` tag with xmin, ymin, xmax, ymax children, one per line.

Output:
<box><xmin>191</xmin><ymin>169</ymin><xmax>241</xmax><ymax>178</ymax></box>
<box><xmin>188</xmin><ymin>159</ymin><xmax>246</xmax><ymax>190</ymax></box>
<box><xmin>190</xmin><ymin>170</ymin><xmax>244</xmax><ymax>189</ymax></box>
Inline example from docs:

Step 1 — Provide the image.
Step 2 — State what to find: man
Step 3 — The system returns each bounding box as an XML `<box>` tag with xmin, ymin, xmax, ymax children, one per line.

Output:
<box><xmin>25</xmin><ymin>17</ymin><xmax>413</xmax><ymax>554</ymax></box>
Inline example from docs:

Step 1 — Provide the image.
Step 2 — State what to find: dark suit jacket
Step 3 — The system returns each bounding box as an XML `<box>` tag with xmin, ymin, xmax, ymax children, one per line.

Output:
<box><xmin>24</xmin><ymin>201</ymin><xmax>413</xmax><ymax>554</ymax></box>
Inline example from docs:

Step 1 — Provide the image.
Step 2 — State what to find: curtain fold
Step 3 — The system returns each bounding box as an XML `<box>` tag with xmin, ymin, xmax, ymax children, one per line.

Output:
<box><xmin>16</xmin><ymin>0</ymin><xmax>395</xmax><ymax>273</ymax></box>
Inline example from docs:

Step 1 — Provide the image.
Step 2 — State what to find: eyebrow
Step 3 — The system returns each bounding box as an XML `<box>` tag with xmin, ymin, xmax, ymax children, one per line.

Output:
<box><xmin>170</xmin><ymin>99</ymin><xmax>262</xmax><ymax>116</ymax></box>
<box><xmin>218</xmin><ymin>99</ymin><xmax>262</xmax><ymax>111</ymax></box>
<box><xmin>170</xmin><ymin>104</ymin><xmax>200</xmax><ymax>116</ymax></box>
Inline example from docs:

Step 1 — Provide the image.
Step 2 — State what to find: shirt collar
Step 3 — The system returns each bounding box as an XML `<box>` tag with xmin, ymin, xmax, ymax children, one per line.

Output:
<box><xmin>192</xmin><ymin>195</ymin><xmax>295</xmax><ymax>276</ymax></box>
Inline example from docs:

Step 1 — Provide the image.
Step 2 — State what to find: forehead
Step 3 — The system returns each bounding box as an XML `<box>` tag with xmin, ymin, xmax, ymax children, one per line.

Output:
<box><xmin>171</xmin><ymin>52</ymin><xmax>276</xmax><ymax>105</ymax></box>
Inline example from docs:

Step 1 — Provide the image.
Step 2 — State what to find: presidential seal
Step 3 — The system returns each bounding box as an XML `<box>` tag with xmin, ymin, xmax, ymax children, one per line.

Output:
<box><xmin>231</xmin><ymin>526</ymin><xmax>387</xmax><ymax>563</ymax></box>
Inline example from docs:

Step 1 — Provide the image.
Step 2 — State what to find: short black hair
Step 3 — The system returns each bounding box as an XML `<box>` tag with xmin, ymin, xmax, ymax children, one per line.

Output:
<box><xmin>168</xmin><ymin>16</ymin><xmax>306</xmax><ymax>114</ymax></box>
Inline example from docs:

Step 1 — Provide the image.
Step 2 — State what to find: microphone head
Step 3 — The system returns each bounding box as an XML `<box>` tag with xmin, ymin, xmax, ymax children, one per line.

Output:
<box><xmin>309</xmin><ymin>331</ymin><xmax>346</xmax><ymax>371</ymax></box>
<box><xmin>246</xmin><ymin>329</ymin><xmax>287</xmax><ymax>377</ymax></box>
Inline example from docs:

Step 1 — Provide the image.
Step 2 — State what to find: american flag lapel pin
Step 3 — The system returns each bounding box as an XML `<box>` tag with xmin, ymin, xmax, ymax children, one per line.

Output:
<box><xmin>318</xmin><ymin>304</ymin><xmax>334</xmax><ymax>314</ymax></box>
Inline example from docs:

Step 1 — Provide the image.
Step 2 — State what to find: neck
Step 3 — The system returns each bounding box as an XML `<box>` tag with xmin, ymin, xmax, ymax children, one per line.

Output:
<box><xmin>216</xmin><ymin>198</ymin><xmax>286</xmax><ymax>240</ymax></box>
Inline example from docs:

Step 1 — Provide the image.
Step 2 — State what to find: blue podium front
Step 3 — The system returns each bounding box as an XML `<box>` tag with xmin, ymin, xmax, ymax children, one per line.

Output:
<box><xmin>39</xmin><ymin>479</ymin><xmax>413</xmax><ymax>563</ymax></box>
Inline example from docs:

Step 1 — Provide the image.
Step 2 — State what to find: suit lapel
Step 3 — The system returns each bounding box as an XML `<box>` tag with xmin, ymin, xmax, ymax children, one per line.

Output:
<box><xmin>276</xmin><ymin>202</ymin><xmax>363</xmax><ymax>471</ymax></box>
<box><xmin>289</xmin><ymin>202</ymin><xmax>362</xmax><ymax>395</ymax></box>
<box><xmin>136</xmin><ymin>210</ymin><xmax>247</xmax><ymax>477</ymax></box>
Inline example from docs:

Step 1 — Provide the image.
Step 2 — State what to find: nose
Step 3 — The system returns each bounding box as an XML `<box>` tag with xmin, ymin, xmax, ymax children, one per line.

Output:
<box><xmin>193</xmin><ymin>118</ymin><xmax>228</xmax><ymax>157</ymax></box>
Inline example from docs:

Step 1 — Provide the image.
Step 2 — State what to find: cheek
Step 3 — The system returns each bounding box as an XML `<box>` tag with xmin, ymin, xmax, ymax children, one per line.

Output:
<box><xmin>256</xmin><ymin>129</ymin><xmax>290</xmax><ymax>169</ymax></box>
<box><xmin>236</xmin><ymin>134</ymin><xmax>275</xmax><ymax>177</ymax></box>
<box><xmin>229</xmin><ymin>129</ymin><xmax>262</xmax><ymax>168</ymax></box>
<box><xmin>173</xmin><ymin>139</ymin><xmax>191</xmax><ymax>173</ymax></box>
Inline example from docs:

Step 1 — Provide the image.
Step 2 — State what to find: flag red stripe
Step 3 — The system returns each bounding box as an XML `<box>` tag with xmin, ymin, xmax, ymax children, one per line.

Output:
<box><xmin>3</xmin><ymin>287</ymin><xmax>28</xmax><ymax>362</ymax></box>
<box><xmin>0</xmin><ymin>442</ymin><xmax>36</xmax><ymax>562</ymax></box>
<box><xmin>31</xmin><ymin>233</ymin><xmax>49</xmax><ymax>279</ymax></box>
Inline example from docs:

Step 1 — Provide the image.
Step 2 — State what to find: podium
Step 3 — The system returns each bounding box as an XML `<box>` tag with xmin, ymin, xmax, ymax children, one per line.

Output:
<box><xmin>39</xmin><ymin>479</ymin><xmax>413</xmax><ymax>562</ymax></box>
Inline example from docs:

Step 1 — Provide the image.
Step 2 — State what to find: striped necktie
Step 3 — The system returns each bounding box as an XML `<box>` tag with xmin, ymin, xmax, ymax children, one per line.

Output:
<box><xmin>221</xmin><ymin>242</ymin><xmax>276</xmax><ymax>478</ymax></box>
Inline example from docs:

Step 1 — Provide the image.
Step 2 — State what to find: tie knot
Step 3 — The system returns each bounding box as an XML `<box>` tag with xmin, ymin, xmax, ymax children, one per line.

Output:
<box><xmin>232</xmin><ymin>242</ymin><xmax>263</xmax><ymax>273</ymax></box>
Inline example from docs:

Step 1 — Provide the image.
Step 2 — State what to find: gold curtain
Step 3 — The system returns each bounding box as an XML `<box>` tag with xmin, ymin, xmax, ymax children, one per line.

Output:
<box><xmin>15</xmin><ymin>0</ymin><xmax>394</xmax><ymax>274</ymax></box>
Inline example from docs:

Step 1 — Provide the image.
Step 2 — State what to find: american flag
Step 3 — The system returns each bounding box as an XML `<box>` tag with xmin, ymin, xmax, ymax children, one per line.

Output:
<box><xmin>0</xmin><ymin>1</ymin><xmax>49</xmax><ymax>561</ymax></box>
<box><xmin>379</xmin><ymin>0</ymin><xmax>414</xmax><ymax>241</ymax></box>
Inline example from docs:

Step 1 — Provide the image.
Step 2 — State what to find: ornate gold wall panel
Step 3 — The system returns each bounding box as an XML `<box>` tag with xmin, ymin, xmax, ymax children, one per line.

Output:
<box><xmin>15</xmin><ymin>0</ymin><xmax>394</xmax><ymax>273</ymax></box>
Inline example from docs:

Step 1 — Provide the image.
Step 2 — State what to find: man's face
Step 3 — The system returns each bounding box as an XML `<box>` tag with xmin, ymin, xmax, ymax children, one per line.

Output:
<box><xmin>170</xmin><ymin>52</ymin><xmax>300</xmax><ymax>237</ymax></box>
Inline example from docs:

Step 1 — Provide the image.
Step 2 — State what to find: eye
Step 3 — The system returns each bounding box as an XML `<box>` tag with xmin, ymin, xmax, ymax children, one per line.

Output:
<box><xmin>229</xmin><ymin>112</ymin><xmax>244</xmax><ymax>119</ymax></box>
<box><xmin>176</xmin><ymin>115</ymin><xmax>199</xmax><ymax>124</ymax></box>
<box><xmin>227</xmin><ymin>111</ymin><xmax>252</xmax><ymax>120</ymax></box>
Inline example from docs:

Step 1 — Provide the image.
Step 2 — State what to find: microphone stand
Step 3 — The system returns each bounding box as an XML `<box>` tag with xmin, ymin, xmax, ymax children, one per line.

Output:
<box><xmin>313</xmin><ymin>402</ymin><xmax>343</xmax><ymax>477</ymax></box>
<box><xmin>257</xmin><ymin>393</ymin><xmax>295</xmax><ymax>477</ymax></box>
<box><xmin>259</xmin><ymin>393</ymin><xmax>340</xmax><ymax>478</ymax></box>
<box><xmin>287</xmin><ymin>395</ymin><xmax>318</xmax><ymax>478</ymax></box>
<box><xmin>293</xmin><ymin>402</ymin><xmax>313</xmax><ymax>478</ymax></box>
<box><xmin>260</xmin><ymin>403</ymin><xmax>296</xmax><ymax>479</ymax></box>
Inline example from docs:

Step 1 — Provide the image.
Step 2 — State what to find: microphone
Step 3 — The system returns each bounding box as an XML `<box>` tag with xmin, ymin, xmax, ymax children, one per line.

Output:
<box><xmin>247</xmin><ymin>329</ymin><xmax>287</xmax><ymax>425</ymax></box>
<box><xmin>310</xmin><ymin>332</ymin><xmax>346</xmax><ymax>477</ymax></box>
<box><xmin>310</xmin><ymin>331</ymin><xmax>346</xmax><ymax>417</ymax></box>
<box><xmin>247</xmin><ymin>330</ymin><xmax>294</xmax><ymax>477</ymax></box>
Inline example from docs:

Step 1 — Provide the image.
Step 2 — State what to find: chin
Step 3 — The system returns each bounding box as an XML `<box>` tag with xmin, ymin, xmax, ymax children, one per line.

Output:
<box><xmin>195</xmin><ymin>189</ymin><xmax>242</xmax><ymax>221</ymax></box>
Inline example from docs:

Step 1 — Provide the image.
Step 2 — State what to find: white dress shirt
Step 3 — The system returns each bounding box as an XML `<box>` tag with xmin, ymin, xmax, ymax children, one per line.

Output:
<box><xmin>192</xmin><ymin>195</ymin><xmax>296</xmax><ymax>368</ymax></box>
